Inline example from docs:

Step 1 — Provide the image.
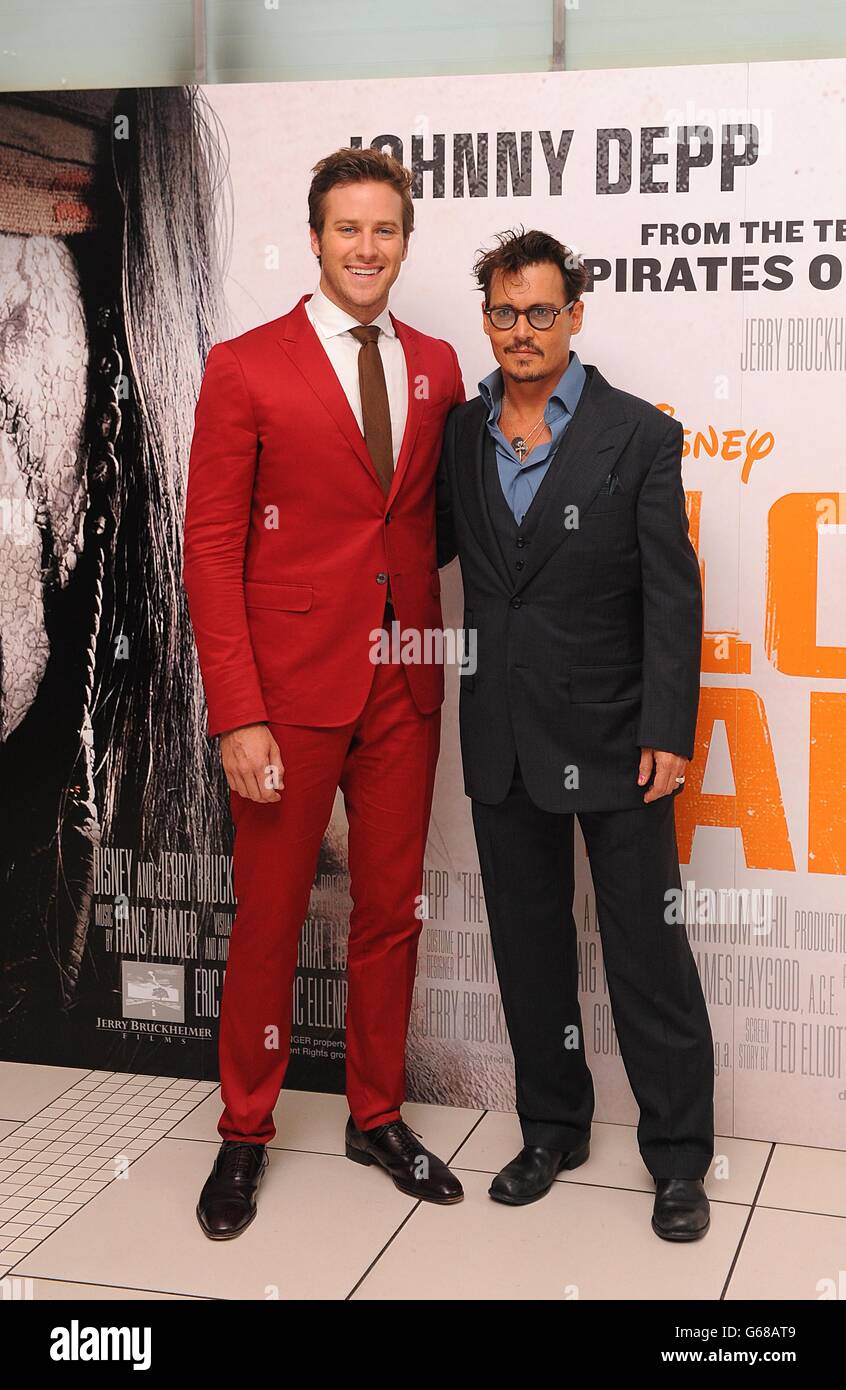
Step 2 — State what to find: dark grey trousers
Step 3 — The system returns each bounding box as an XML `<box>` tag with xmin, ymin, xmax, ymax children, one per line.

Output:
<box><xmin>471</xmin><ymin>758</ymin><xmax>715</xmax><ymax>1180</ymax></box>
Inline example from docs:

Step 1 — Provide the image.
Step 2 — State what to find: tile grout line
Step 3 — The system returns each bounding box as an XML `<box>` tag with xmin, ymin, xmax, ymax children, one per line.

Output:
<box><xmin>0</xmin><ymin>1070</ymin><xmax>220</xmax><ymax>1278</ymax></box>
<box><xmin>0</xmin><ymin>1271</ymin><xmax>216</xmax><ymax>1300</ymax></box>
<box><xmin>344</xmin><ymin>1200</ymin><xmax>426</xmax><ymax>1301</ymax></box>
<box><xmin>719</xmin><ymin>1141</ymin><xmax>776</xmax><ymax>1301</ymax></box>
<box><xmin>343</xmin><ymin>1111</ymin><xmax>491</xmax><ymax>1300</ymax></box>
<box><xmin>0</xmin><ymin>1066</ymin><xmax>106</xmax><ymax>1134</ymax></box>
<box><xmin>445</xmin><ymin>1109</ymin><xmax>489</xmax><ymax>1165</ymax></box>
<box><xmin>752</xmin><ymin>1202</ymin><xmax>846</xmax><ymax>1220</ymax></box>
<box><xmin>2</xmin><ymin>1074</ymin><xmax>841</xmax><ymax>1297</ymax></box>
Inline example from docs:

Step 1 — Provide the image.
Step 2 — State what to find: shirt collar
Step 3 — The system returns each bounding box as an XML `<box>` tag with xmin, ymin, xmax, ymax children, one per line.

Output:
<box><xmin>306</xmin><ymin>281</ymin><xmax>396</xmax><ymax>339</ymax></box>
<box><xmin>479</xmin><ymin>350</ymin><xmax>585</xmax><ymax>421</ymax></box>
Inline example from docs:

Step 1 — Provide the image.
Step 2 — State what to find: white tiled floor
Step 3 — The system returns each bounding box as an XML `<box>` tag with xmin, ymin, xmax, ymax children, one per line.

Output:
<box><xmin>0</xmin><ymin>1061</ymin><xmax>843</xmax><ymax>1300</ymax></box>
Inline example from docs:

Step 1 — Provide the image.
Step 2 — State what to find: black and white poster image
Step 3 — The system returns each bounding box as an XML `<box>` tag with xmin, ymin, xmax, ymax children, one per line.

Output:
<box><xmin>0</xmin><ymin>88</ymin><xmax>346</xmax><ymax>1092</ymax></box>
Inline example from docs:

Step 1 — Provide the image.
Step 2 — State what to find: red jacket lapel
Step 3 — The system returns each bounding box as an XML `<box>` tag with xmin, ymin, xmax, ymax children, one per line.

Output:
<box><xmin>275</xmin><ymin>293</ymin><xmax>425</xmax><ymax>505</ymax></box>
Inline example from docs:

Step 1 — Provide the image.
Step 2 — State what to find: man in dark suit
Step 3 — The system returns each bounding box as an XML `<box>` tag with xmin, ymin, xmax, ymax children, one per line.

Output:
<box><xmin>436</xmin><ymin>228</ymin><xmax>714</xmax><ymax>1240</ymax></box>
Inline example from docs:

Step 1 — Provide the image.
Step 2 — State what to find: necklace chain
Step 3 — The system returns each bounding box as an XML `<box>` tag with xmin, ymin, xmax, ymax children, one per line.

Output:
<box><xmin>502</xmin><ymin>403</ymin><xmax>547</xmax><ymax>462</ymax></box>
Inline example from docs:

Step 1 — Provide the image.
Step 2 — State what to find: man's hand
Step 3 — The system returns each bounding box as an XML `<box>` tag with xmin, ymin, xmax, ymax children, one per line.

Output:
<box><xmin>638</xmin><ymin>747</ymin><xmax>687</xmax><ymax>803</ymax></box>
<box><xmin>219</xmin><ymin>723</ymin><xmax>284</xmax><ymax>803</ymax></box>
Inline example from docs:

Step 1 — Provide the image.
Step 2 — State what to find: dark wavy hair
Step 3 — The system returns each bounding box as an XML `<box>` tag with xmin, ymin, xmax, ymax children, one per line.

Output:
<box><xmin>473</xmin><ymin>226</ymin><xmax>591</xmax><ymax>304</ymax></box>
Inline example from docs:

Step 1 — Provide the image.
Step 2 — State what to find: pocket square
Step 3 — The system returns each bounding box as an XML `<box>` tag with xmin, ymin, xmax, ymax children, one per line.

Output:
<box><xmin>606</xmin><ymin>471</ymin><xmax>622</xmax><ymax>494</ymax></box>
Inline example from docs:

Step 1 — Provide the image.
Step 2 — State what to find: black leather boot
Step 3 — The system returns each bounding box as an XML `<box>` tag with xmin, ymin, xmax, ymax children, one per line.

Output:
<box><xmin>345</xmin><ymin>1117</ymin><xmax>464</xmax><ymax>1204</ymax></box>
<box><xmin>196</xmin><ymin>1140</ymin><xmax>269</xmax><ymax>1239</ymax></box>
<box><xmin>652</xmin><ymin>1178</ymin><xmax>710</xmax><ymax>1240</ymax></box>
<box><xmin>489</xmin><ymin>1140</ymin><xmax>591</xmax><ymax>1205</ymax></box>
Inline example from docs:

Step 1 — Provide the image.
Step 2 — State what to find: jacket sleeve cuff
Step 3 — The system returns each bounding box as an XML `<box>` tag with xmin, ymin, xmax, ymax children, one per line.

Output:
<box><xmin>207</xmin><ymin>703</ymin><xmax>270</xmax><ymax>740</ymax></box>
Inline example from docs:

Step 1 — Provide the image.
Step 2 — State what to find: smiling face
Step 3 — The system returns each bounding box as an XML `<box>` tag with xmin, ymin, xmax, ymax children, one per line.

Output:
<box><xmin>309</xmin><ymin>179</ymin><xmax>409</xmax><ymax>322</ymax></box>
<box><xmin>482</xmin><ymin>260</ymin><xmax>584</xmax><ymax>389</ymax></box>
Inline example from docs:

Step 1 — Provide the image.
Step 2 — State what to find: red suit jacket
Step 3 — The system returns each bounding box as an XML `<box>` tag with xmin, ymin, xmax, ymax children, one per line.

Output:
<box><xmin>183</xmin><ymin>293</ymin><xmax>465</xmax><ymax>738</ymax></box>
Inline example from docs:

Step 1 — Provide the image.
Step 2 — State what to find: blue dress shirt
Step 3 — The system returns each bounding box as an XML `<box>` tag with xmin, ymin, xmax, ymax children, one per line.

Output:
<box><xmin>478</xmin><ymin>350</ymin><xmax>587</xmax><ymax>524</ymax></box>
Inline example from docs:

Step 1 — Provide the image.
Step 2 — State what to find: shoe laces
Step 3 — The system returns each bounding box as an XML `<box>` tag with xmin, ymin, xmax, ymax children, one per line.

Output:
<box><xmin>381</xmin><ymin>1120</ymin><xmax>426</xmax><ymax>1161</ymax></box>
<box><xmin>218</xmin><ymin>1141</ymin><xmax>262</xmax><ymax>1182</ymax></box>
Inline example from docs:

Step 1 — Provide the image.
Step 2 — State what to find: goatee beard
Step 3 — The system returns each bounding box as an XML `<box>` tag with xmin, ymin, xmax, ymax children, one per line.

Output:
<box><xmin>505</xmin><ymin>367</ymin><xmax>546</xmax><ymax>384</ymax></box>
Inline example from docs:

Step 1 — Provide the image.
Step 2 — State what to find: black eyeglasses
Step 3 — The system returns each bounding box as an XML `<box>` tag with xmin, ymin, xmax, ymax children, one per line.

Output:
<box><xmin>483</xmin><ymin>301</ymin><xmax>575</xmax><ymax>331</ymax></box>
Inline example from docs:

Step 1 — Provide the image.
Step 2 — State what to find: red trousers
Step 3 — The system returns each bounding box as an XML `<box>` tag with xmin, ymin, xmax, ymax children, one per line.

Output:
<box><xmin>217</xmin><ymin>656</ymin><xmax>440</xmax><ymax>1143</ymax></box>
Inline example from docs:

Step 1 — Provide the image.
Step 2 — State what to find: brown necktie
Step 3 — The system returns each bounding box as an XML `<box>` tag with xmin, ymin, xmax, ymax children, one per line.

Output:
<box><xmin>349</xmin><ymin>324</ymin><xmax>394</xmax><ymax>497</ymax></box>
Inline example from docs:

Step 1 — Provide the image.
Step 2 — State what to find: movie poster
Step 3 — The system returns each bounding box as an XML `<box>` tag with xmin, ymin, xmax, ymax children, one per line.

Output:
<box><xmin>1</xmin><ymin>60</ymin><xmax>844</xmax><ymax>1147</ymax></box>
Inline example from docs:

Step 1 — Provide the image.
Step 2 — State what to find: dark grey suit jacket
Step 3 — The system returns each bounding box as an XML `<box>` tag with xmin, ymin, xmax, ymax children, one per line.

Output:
<box><xmin>436</xmin><ymin>363</ymin><xmax>703</xmax><ymax>812</ymax></box>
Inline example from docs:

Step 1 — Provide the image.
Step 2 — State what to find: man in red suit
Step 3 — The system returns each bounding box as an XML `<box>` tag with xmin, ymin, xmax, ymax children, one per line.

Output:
<box><xmin>183</xmin><ymin>148</ymin><xmax>466</xmax><ymax>1238</ymax></box>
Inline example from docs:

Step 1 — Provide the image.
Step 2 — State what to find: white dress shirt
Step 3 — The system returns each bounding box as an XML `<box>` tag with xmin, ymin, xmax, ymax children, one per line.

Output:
<box><xmin>304</xmin><ymin>281</ymin><xmax>408</xmax><ymax>467</ymax></box>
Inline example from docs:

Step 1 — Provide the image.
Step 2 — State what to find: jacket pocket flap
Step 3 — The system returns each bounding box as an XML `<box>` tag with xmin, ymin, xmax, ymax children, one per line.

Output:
<box><xmin>568</xmin><ymin>661</ymin><xmax>642</xmax><ymax>702</ymax></box>
<box><xmin>244</xmin><ymin>580</ymin><xmax>313</xmax><ymax>612</ymax></box>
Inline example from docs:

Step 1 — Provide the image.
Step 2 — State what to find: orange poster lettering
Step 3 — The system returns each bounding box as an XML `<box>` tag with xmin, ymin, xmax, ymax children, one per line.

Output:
<box><xmin>808</xmin><ymin>692</ymin><xmax>846</xmax><ymax>875</ymax></box>
<box><xmin>676</xmin><ymin>688</ymin><xmax>794</xmax><ymax>870</ymax></box>
<box><xmin>766</xmin><ymin>493</ymin><xmax>846</xmax><ymax>677</ymax></box>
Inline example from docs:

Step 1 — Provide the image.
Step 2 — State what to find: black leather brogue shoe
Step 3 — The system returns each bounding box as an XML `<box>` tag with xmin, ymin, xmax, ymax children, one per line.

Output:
<box><xmin>196</xmin><ymin>1140</ymin><xmax>269</xmax><ymax>1239</ymax></box>
<box><xmin>345</xmin><ymin>1116</ymin><xmax>464</xmax><ymax>1204</ymax></box>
